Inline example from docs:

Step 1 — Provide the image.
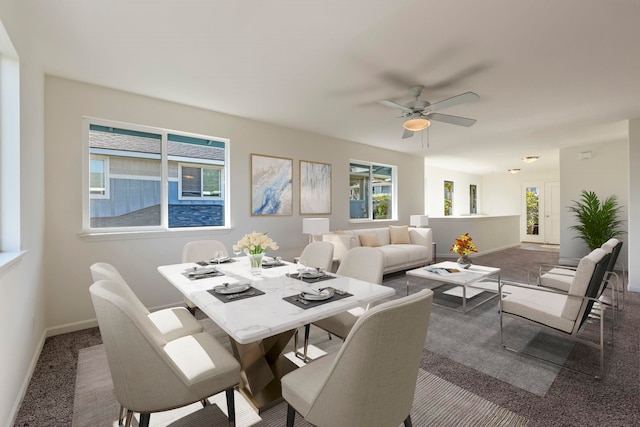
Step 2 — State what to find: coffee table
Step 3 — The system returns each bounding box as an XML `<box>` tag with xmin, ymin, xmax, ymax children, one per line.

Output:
<box><xmin>406</xmin><ymin>261</ymin><xmax>500</xmax><ymax>313</ymax></box>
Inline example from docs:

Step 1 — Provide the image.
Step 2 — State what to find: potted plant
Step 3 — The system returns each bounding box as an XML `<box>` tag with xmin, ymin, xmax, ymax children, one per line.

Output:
<box><xmin>568</xmin><ymin>190</ymin><xmax>625</xmax><ymax>250</ymax></box>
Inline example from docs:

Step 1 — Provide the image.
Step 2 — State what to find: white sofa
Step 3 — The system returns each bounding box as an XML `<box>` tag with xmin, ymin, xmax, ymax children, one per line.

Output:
<box><xmin>322</xmin><ymin>226</ymin><xmax>434</xmax><ymax>274</ymax></box>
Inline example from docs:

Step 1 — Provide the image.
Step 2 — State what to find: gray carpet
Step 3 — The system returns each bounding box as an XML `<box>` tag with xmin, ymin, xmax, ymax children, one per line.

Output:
<box><xmin>72</xmin><ymin>344</ymin><xmax>528</xmax><ymax>427</ymax></box>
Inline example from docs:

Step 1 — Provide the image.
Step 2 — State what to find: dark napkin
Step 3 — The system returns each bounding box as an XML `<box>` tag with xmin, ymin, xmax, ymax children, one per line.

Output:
<box><xmin>283</xmin><ymin>288</ymin><xmax>353</xmax><ymax>309</ymax></box>
<box><xmin>207</xmin><ymin>286</ymin><xmax>265</xmax><ymax>303</ymax></box>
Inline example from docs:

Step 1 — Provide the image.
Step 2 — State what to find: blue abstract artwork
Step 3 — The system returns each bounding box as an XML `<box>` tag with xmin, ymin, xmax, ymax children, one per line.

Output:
<box><xmin>251</xmin><ymin>154</ymin><xmax>292</xmax><ymax>215</ymax></box>
<box><xmin>300</xmin><ymin>160</ymin><xmax>331</xmax><ymax>214</ymax></box>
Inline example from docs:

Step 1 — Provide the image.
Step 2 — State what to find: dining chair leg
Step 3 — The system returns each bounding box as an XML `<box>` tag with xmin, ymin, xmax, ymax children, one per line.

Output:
<box><xmin>286</xmin><ymin>404</ymin><xmax>296</xmax><ymax>427</ymax></box>
<box><xmin>226</xmin><ymin>388</ymin><xmax>236</xmax><ymax>427</ymax></box>
<box><xmin>118</xmin><ymin>405</ymin><xmax>127</xmax><ymax>425</ymax></box>
<box><xmin>404</xmin><ymin>414</ymin><xmax>413</xmax><ymax>427</ymax></box>
<box><xmin>139</xmin><ymin>413</ymin><xmax>150</xmax><ymax>427</ymax></box>
<box><xmin>124</xmin><ymin>410</ymin><xmax>133</xmax><ymax>427</ymax></box>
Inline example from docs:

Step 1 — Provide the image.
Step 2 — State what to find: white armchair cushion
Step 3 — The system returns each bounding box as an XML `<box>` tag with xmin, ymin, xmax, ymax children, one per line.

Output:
<box><xmin>501</xmin><ymin>284</ymin><xmax>574</xmax><ymax>333</ymax></box>
<box><xmin>539</xmin><ymin>271</ymin><xmax>573</xmax><ymax>292</ymax></box>
<box><xmin>561</xmin><ymin>248</ymin><xmax>605</xmax><ymax>321</ymax></box>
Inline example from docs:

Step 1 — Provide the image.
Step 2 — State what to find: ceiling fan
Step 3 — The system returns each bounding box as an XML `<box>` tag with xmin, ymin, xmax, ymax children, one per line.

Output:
<box><xmin>378</xmin><ymin>86</ymin><xmax>479</xmax><ymax>139</ymax></box>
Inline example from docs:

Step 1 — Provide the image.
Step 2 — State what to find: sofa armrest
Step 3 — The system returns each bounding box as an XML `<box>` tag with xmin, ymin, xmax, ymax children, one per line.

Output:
<box><xmin>408</xmin><ymin>228</ymin><xmax>434</xmax><ymax>262</ymax></box>
<box><xmin>322</xmin><ymin>234</ymin><xmax>358</xmax><ymax>261</ymax></box>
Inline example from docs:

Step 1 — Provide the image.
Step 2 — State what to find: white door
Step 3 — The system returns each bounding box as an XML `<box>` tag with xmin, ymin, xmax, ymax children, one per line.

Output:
<box><xmin>544</xmin><ymin>181</ymin><xmax>561</xmax><ymax>245</ymax></box>
<box><xmin>522</xmin><ymin>183</ymin><xmax>545</xmax><ymax>243</ymax></box>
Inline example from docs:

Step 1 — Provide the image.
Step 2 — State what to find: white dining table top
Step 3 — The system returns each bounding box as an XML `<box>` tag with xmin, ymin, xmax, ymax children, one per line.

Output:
<box><xmin>157</xmin><ymin>257</ymin><xmax>396</xmax><ymax>344</ymax></box>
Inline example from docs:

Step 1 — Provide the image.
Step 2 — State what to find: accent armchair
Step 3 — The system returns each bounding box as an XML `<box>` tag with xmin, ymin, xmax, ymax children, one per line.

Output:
<box><xmin>499</xmin><ymin>248</ymin><xmax>611</xmax><ymax>378</ymax></box>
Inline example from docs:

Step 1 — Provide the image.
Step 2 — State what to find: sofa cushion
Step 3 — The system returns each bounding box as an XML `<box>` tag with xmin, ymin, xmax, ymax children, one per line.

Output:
<box><xmin>359</xmin><ymin>233</ymin><xmax>382</xmax><ymax>247</ymax></box>
<box><xmin>389</xmin><ymin>226</ymin><xmax>411</xmax><ymax>244</ymax></box>
<box><xmin>378</xmin><ymin>246</ymin><xmax>410</xmax><ymax>267</ymax></box>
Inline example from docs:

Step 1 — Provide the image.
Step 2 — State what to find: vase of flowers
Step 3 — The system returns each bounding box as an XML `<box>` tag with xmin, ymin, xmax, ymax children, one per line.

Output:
<box><xmin>450</xmin><ymin>233</ymin><xmax>478</xmax><ymax>269</ymax></box>
<box><xmin>233</xmin><ymin>231</ymin><xmax>279</xmax><ymax>275</ymax></box>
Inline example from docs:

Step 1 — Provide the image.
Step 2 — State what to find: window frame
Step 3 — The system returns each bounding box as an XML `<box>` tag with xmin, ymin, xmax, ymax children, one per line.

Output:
<box><xmin>349</xmin><ymin>160</ymin><xmax>398</xmax><ymax>222</ymax></box>
<box><xmin>82</xmin><ymin>117</ymin><xmax>230</xmax><ymax>234</ymax></box>
<box><xmin>89</xmin><ymin>154</ymin><xmax>110</xmax><ymax>199</ymax></box>
<box><xmin>177</xmin><ymin>162</ymin><xmax>224</xmax><ymax>200</ymax></box>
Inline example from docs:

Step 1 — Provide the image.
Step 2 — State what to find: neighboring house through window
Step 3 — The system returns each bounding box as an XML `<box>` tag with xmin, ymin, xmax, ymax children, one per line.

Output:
<box><xmin>84</xmin><ymin>119</ymin><xmax>229</xmax><ymax>232</ymax></box>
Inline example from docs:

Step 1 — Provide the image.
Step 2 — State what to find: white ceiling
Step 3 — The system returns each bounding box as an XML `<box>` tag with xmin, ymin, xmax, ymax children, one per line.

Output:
<box><xmin>6</xmin><ymin>0</ymin><xmax>640</xmax><ymax>174</ymax></box>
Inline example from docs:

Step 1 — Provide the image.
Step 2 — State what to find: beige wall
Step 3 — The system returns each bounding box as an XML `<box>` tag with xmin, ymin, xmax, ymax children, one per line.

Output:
<box><xmin>43</xmin><ymin>76</ymin><xmax>425</xmax><ymax>331</ymax></box>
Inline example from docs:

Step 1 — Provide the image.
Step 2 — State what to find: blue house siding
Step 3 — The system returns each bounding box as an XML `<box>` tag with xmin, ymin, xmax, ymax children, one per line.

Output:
<box><xmin>90</xmin><ymin>178</ymin><xmax>224</xmax><ymax>227</ymax></box>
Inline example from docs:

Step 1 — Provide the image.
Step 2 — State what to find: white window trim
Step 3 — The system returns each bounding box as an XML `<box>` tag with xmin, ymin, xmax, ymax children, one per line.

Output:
<box><xmin>89</xmin><ymin>155</ymin><xmax>110</xmax><ymax>199</ymax></box>
<box><xmin>349</xmin><ymin>160</ymin><xmax>398</xmax><ymax>223</ymax></box>
<box><xmin>81</xmin><ymin>117</ymin><xmax>230</xmax><ymax>234</ymax></box>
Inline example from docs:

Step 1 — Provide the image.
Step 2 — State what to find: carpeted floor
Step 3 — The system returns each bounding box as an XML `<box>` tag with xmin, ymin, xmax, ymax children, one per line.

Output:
<box><xmin>14</xmin><ymin>246</ymin><xmax>640</xmax><ymax>426</ymax></box>
<box><xmin>72</xmin><ymin>344</ymin><xmax>527</xmax><ymax>426</ymax></box>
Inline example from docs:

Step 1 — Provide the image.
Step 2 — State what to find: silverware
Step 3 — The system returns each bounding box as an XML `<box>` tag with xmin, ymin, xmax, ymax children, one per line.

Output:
<box><xmin>226</xmin><ymin>291</ymin><xmax>255</xmax><ymax>300</ymax></box>
<box><xmin>295</xmin><ymin>297</ymin><xmax>309</xmax><ymax>305</ymax></box>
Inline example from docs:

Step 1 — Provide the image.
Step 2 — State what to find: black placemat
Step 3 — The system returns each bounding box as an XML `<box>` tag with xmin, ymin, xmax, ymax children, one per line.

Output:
<box><xmin>207</xmin><ymin>286</ymin><xmax>265</xmax><ymax>303</ymax></box>
<box><xmin>286</xmin><ymin>272</ymin><xmax>337</xmax><ymax>283</ymax></box>
<box><xmin>262</xmin><ymin>261</ymin><xmax>286</xmax><ymax>269</ymax></box>
<box><xmin>182</xmin><ymin>269</ymin><xmax>225</xmax><ymax>280</ymax></box>
<box><xmin>283</xmin><ymin>288</ymin><xmax>353</xmax><ymax>309</ymax></box>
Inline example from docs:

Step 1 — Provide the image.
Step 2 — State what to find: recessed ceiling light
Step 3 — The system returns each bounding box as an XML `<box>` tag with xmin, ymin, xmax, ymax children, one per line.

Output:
<box><xmin>508</xmin><ymin>169</ymin><xmax>521</xmax><ymax>174</ymax></box>
<box><xmin>521</xmin><ymin>156</ymin><xmax>539</xmax><ymax>163</ymax></box>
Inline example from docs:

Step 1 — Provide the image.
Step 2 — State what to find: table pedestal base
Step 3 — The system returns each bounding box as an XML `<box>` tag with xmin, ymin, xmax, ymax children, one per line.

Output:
<box><xmin>229</xmin><ymin>329</ymin><xmax>298</xmax><ymax>413</ymax></box>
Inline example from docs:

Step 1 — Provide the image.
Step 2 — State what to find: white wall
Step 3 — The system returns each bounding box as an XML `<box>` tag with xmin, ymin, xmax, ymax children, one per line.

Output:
<box><xmin>43</xmin><ymin>76</ymin><xmax>425</xmax><ymax>331</ymax></box>
<box><xmin>482</xmin><ymin>169</ymin><xmax>560</xmax><ymax>217</ymax></box>
<box><xmin>424</xmin><ymin>164</ymin><xmax>483</xmax><ymax>216</ymax></box>
<box><xmin>626</xmin><ymin>119</ymin><xmax>639</xmax><ymax>291</ymax></box>
<box><xmin>559</xmin><ymin>139</ymin><xmax>629</xmax><ymax>268</ymax></box>
<box><xmin>0</xmin><ymin>26</ymin><xmax>48</xmax><ymax>427</ymax></box>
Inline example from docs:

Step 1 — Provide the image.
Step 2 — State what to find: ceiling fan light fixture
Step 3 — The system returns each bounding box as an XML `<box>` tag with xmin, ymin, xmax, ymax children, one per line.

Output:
<box><xmin>403</xmin><ymin>117</ymin><xmax>430</xmax><ymax>132</ymax></box>
<box><xmin>522</xmin><ymin>156</ymin><xmax>539</xmax><ymax>163</ymax></box>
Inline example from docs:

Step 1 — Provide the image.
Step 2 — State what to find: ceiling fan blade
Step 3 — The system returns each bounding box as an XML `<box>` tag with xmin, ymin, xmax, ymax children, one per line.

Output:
<box><xmin>402</xmin><ymin>128</ymin><xmax>414</xmax><ymax>139</ymax></box>
<box><xmin>424</xmin><ymin>91</ymin><xmax>479</xmax><ymax>113</ymax></box>
<box><xmin>428</xmin><ymin>113</ymin><xmax>477</xmax><ymax>127</ymax></box>
<box><xmin>378</xmin><ymin>99</ymin><xmax>413</xmax><ymax>112</ymax></box>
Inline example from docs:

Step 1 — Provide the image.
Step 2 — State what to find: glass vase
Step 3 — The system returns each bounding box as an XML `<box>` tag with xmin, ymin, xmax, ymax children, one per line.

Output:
<box><xmin>457</xmin><ymin>255</ymin><xmax>472</xmax><ymax>269</ymax></box>
<box><xmin>249</xmin><ymin>253</ymin><xmax>264</xmax><ymax>276</ymax></box>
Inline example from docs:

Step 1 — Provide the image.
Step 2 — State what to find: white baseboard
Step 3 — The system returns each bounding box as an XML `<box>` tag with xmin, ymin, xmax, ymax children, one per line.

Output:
<box><xmin>46</xmin><ymin>318</ymin><xmax>99</xmax><ymax>338</ymax></box>
<box><xmin>8</xmin><ymin>330</ymin><xmax>46</xmax><ymax>427</ymax></box>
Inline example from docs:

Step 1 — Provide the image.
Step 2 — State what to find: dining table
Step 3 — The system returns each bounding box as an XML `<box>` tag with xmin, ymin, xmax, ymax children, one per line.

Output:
<box><xmin>157</xmin><ymin>256</ymin><xmax>395</xmax><ymax>413</ymax></box>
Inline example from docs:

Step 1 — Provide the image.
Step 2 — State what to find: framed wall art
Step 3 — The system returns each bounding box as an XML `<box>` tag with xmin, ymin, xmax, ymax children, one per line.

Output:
<box><xmin>250</xmin><ymin>153</ymin><xmax>293</xmax><ymax>216</ymax></box>
<box><xmin>300</xmin><ymin>160</ymin><xmax>332</xmax><ymax>215</ymax></box>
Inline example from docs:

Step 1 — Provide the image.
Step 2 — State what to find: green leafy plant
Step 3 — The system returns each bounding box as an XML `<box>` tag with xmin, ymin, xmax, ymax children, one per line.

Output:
<box><xmin>568</xmin><ymin>190</ymin><xmax>625</xmax><ymax>250</ymax></box>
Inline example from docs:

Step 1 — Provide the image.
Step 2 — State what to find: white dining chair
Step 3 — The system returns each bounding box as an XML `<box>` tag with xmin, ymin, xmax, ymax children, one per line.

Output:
<box><xmin>298</xmin><ymin>241</ymin><xmax>334</xmax><ymax>272</ymax></box>
<box><xmin>181</xmin><ymin>240</ymin><xmax>230</xmax><ymax>312</ymax></box>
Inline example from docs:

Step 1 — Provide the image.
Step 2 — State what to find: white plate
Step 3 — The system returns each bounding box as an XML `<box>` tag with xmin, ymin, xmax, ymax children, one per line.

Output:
<box><xmin>213</xmin><ymin>283</ymin><xmax>250</xmax><ymax>294</ymax></box>
<box><xmin>300</xmin><ymin>270</ymin><xmax>324</xmax><ymax>279</ymax></box>
<box><xmin>210</xmin><ymin>256</ymin><xmax>230</xmax><ymax>263</ymax></box>
<box><xmin>188</xmin><ymin>267</ymin><xmax>218</xmax><ymax>276</ymax></box>
<box><xmin>300</xmin><ymin>289</ymin><xmax>334</xmax><ymax>301</ymax></box>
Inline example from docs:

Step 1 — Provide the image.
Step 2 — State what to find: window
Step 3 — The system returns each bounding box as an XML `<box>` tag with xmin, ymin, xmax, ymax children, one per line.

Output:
<box><xmin>84</xmin><ymin>119</ymin><xmax>228</xmax><ymax>232</ymax></box>
<box><xmin>444</xmin><ymin>181</ymin><xmax>454</xmax><ymax>216</ymax></box>
<box><xmin>470</xmin><ymin>184</ymin><xmax>477</xmax><ymax>214</ymax></box>
<box><xmin>349</xmin><ymin>161</ymin><xmax>396</xmax><ymax>221</ymax></box>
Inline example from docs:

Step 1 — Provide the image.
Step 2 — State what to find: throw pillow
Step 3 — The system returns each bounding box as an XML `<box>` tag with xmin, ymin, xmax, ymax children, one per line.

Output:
<box><xmin>359</xmin><ymin>233</ymin><xmax>382</xmax><ymax>247</ymax></box>
<box><xmin>389</xmin><ymin>225</ymin><xmax>411</xmax><ymax>244</ymax></box>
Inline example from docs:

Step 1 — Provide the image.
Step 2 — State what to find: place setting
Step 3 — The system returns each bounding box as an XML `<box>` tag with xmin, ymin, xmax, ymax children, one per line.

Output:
<box><xmin>207</xmin><ymin>281</ymin><xmax>265</xmax><ymax>303</ymax></box>
<box><xmin>182</xmin><ymin>265</ymin><xmax>225</xmax><ymax>280</ymax></box>
<box><xmin>284</xmin><ymin>285</ymin><xmax>352</xmax><ymax>309</ymax></box>
<box><xmin>261</xmin><ymin>256</ymin><xmax>286</xmax><ymax>269</ymax></box>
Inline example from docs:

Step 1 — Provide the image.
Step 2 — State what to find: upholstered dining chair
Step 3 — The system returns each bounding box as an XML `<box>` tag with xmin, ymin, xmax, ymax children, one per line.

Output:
<box><xmin>282</xmin><ymin>289</ymin><xmax>433</xmax><ymax>427</ymax></box>
<box><xmin>90</xmin><ymin>262</ymin><xmax>204</xmax><ymax>425</ymax></box>
<box><xmin>90</xmin><ymin>279</ymin><xmax>241</xmax><ymax>427</ymax></box>
<box><xmin>181</xmin><ymin>240</ymin><xmax>230</xmax><ymax>312</ymax></box>
<box><xmin>312</xmin><ymin>246</ymin><xmax>385</xmax><ymax>339</ymax></box>
<box><xmin>499</xmin><ymin>248</ymin><xmax>611</xmax><ymax>378</ymax></box>
<box><xmin>90</xmin><ymin>262</ymin><xmax>203</xmax><ymax>341</ymax></box>
<box><xmin>298</xmin><ymin>241</ymin><xmax>334</xmax><ymax>272</ymax></box>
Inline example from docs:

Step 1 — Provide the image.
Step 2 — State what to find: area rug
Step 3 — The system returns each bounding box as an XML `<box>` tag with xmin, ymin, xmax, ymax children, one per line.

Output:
<box><xmin>72</xmin><ymin>344</ymin><xmax>528</xmax><ymax>427</ymax></box>
<box><xmin>384</xmin><ymin>272</ymin><xmax>574</xmax><ymax>397</ymax></box>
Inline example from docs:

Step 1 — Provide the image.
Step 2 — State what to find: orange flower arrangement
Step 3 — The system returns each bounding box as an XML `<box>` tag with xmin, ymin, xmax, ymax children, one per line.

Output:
<box><xmin>450</xmin><ymin>233</ymin><xmax>478</xmax><ymax>256</ymax></box>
